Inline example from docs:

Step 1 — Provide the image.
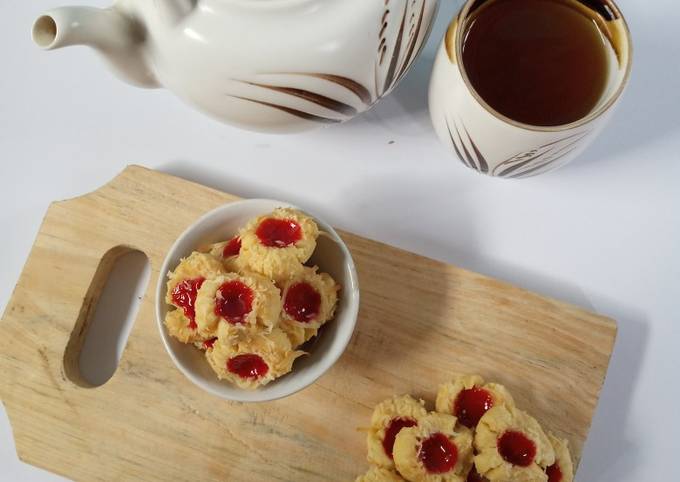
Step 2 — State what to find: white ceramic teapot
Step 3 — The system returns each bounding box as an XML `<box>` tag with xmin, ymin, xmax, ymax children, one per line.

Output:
<box><xmin>32</xmin><ymin>0</ymin><xmax>439</xmax><ymax>133</ymax></box>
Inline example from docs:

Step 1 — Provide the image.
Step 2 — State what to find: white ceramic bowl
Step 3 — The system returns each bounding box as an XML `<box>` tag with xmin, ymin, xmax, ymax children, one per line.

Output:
<box><xmin>155</xmin><ymin>199</ymin><xmax>360</xmax><ymax>402</ymax></box>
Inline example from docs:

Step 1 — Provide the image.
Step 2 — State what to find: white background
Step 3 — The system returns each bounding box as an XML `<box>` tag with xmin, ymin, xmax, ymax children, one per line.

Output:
<box><xmin>1</xmin><ymin>0</ymin><xmax>678</xmax><ymax>480</ymax></box>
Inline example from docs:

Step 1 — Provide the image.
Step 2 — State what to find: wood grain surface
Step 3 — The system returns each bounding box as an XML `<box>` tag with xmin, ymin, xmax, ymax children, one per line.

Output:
<box><xmin>0</xmin><ymin>166</ymin><xmax>616</xmax><ymax>481</ymax></box>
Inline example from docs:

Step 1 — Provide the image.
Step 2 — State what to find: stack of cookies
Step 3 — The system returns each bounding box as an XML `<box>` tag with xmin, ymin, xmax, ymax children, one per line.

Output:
<box><xmin>163</xmin><ymin>208</ymin><xmax>340</xmax><ymax>389</ymax></box>
<box><xmin>357</xmin><ymin>374</ymin><xmax>573</xmax><ymax>482</ymax></box>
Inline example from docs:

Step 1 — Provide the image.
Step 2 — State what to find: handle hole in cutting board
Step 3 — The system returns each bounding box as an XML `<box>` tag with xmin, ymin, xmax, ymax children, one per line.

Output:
<box><xmin>76</xmin><ymin>249</ymin><xmax>150</xmax><ymax>386</ymax></box>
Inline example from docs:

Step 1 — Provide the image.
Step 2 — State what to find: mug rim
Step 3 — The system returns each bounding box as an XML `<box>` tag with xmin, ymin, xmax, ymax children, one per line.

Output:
<box><xmin>452</xmin><ymin>0</ymin><xmax>633</xmax><ymax>133</ymax></box>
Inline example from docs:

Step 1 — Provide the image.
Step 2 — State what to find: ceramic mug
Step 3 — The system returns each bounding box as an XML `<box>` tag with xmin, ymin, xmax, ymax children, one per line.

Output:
<box><xmin>429</xmin><ymin>0</ymin><xmax>632</xmax><ymax>179</ymax></box>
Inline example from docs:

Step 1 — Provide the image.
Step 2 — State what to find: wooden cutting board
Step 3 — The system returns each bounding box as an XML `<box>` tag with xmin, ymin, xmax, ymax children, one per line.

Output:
<box><xmin>0</xmin><ymin>166</ymin><xmax>615</xmax><ymax>481</ymax></box>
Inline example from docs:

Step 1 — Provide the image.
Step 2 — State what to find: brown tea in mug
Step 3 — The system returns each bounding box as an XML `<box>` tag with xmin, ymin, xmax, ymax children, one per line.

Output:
<box><xmin>461</xmin><ymin>0</ymin><xmax>611</xmax><ymax>126</ymax></box>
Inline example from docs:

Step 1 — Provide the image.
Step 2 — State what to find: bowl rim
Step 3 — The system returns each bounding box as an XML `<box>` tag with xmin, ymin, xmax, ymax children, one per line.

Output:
<box><xmin>154</xmin><ymin>198</ymin><xmax>360</xmax><ymax>402</ymax></box>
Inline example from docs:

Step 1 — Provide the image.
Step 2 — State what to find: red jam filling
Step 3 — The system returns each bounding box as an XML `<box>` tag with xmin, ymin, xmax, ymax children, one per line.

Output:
<box><xmin>227</xmin><ymin>354</ymin><xmax>269</xmax><ymax>379</ymax></box>
<box><xmin>418</xmin><ymin>432</ymin><xmax>458</xmax><ymax>474</ymax></box>
<box><xmin>498</xmin><ymin>431</ymin><xmax>536</xmax><ymax>467</ymax></box>
<box><xmin>546</xmin><ymin>463</ymin><xmax>563</xmax><ymax>482</ymax></box>
<box><xmin>256</xmin><ymin>218</ymin><xmax>302</xmax><ymax>248</ymax></box>
<box><xmin>454</xmin><ymin>387</ymin><xmax>495</xmax><ymax>428</ymax></box>
<box><xmin>202</xmin><ymin>338</ymin><xmax>217</xmax><ymax>350</ymax></box>
<box><xmin>214</xmin><ymin>280</ymin><xmax>254</xmax><ymax>325</ymax></box>
<box><xmin>284</xmin><ymin>282</ymin><xmax>321</xmax><ymax>323</ymax></box>
<box><xmin>222</xmin><ymin>236</ymin><xmax>241</xmax><ymax>257</ymax></box>
<box><xmin>467</xmin><ymin>467</ymin><xmax>488</xmax><ymax>482</ymax></box>
<box><xmin>382</xmin><ymin>417</ymin><xmax>417</xmax><ymax>459</ymax></box>
<box><xmin>171</xmin><ymin>277</ymin><xmax>205</xmax><ymax>330</ymax></box>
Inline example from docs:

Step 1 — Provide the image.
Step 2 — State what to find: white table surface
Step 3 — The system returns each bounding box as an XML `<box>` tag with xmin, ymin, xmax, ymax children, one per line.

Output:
<box><xmin>1</xmin><ymin>0</ymin><xmax>678</xmax><ymax>480</ymax></box>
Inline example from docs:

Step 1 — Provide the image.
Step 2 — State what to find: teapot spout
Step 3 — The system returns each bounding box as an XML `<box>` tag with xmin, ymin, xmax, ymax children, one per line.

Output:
<box><xmin>32</xmin><ymin>7</ymin><xmax>159</xmax><ymax>88</ymax></box>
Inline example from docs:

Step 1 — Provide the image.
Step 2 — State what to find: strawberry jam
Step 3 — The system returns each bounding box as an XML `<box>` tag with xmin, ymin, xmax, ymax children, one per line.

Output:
<box><xmin>256</xmin><ymin>218</ymin><xmax>302</xmax><ymax>247</ymax></box>
<box><xmin>227</xmin><ymin>354</ymin><xmax>269</xmax><ymax>379</ymax></box>
<box><xmin>546</xmin><ymin>463</ymin><xmax>563</xmax><ymax>482</ymax></box>
<box><xmin>215</xmin><ymin>280</ymin><xmax>254</xmax><ymax>325</ymax></box>
<box><xmin>419</xmin><ymin>433</ymin><xmax>458</xmax><ymax>474</ymax></box>
<box><xmin>284</xmin><ymin>282</ymin><xmax>321</xmax><ymax>323</ymax></box>
<box><xmin>498</xmin><ymin>431</ymin><xmax>536</xmax><ymax>467</ymax></box>
<box><xmin>382</xmin><ymin>417</ymin><xmax>417</xmax><ymax>459</ymax></box>
<box><xmin>222</xmin><ymin>236</ymin><xmax>241</xmax><ymax>257</ymax></box>
<box><xmin>171</xmin><ymin>277</ymin><xmax>205</xmax><ymax>330</ymax></box>
<box><xmin>454</xmin><ymin>387</ymin><xmax>494</xmax><ymax>428</ymax></box>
